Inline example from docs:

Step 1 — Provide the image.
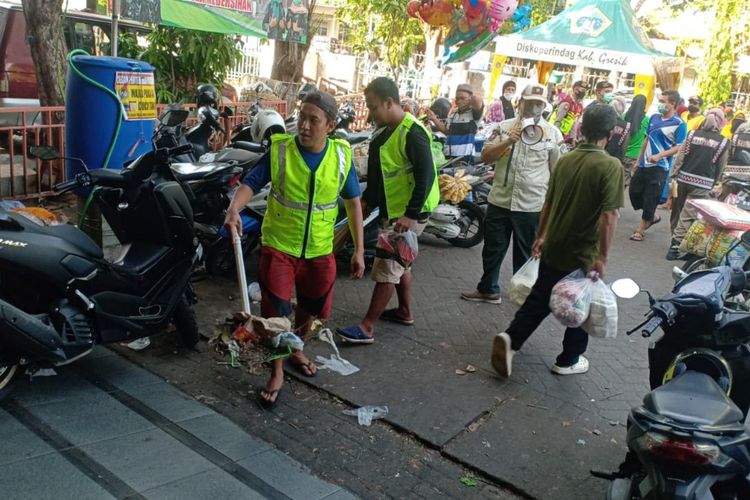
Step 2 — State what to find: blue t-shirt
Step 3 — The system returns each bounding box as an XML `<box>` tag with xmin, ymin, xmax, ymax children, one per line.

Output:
<box><xmin>242</xmin><ymin>138</ymin><xmax>361</xmax><ymax>199</ymax></box>
<box><xmin>640</xmin><ymin>113</ymin><xmax>687</xmax><ymax>170</ymax></box>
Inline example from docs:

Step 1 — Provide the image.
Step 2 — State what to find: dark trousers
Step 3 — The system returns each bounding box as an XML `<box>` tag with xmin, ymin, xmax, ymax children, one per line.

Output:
<box><xmin>477</xmin><ymin>204</ymin><xmax>540</xmax><ymax>295</ymax></box>
<box><xmin>506</xmin><ymin>260</ymin><xmax>588</xmax><ymax>367</ymax></box>
<box><xmin>629</xmin><ymin>166</ymin><xmax>668</xmax><ymax>222</ymax></box>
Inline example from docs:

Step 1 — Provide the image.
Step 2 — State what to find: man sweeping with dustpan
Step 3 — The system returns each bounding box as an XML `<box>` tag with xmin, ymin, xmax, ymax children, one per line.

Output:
<box><xmin>225</xmin><ymin>91</ymin><xmax>365</xmax><ymax>408</ymax></box>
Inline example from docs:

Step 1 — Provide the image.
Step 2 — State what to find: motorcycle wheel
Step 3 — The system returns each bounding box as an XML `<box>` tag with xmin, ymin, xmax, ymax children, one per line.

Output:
<box><xmin>206</xmin><ymin>233</ymin><xmax>260</xmax><ymax>276</ymax></box>
<box><xmin>0</xmin><ymin>363</ymin><xmax>18</xmax><ymax>400</ymax></box>
<box><xmin>682</xmin><ymin>256</ymin><xmax>709</xmax><ymax>274</ymax></box>
<box><xmin>448</xmin><ymin>200</ymin><xmax>485</xmax><ymax>248</ymax></box>
<box><xmin>173</xmin><ymin>295</ymin><xmax>200</xmax><ymax>348</ymax></box>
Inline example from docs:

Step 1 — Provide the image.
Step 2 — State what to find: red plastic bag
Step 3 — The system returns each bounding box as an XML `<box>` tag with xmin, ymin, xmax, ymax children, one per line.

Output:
<box><xmin>377</xmin><ymin>229</ymin><xmax>419</xmax><ymax>266</ymax></box>
<box><xmin>549</xmin><ymin>270</ymin><xmax>593</xmax><ymax>328</ymax></box>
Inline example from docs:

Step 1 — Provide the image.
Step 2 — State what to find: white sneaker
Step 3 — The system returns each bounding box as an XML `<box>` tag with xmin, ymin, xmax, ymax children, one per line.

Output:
<box><xmin>491</xmin><ymin>333</ymin><xmax>515</xmax><ymax>377</ymax></box>
<box><xmin>125</xmin><ymin>337</ymin><xmax>151</xmax><ymax>351</ymax></box>
<box><xmin>551</xmin><ymin>356</ymin><xmax>589</xmax><ymax>375</ymax></box>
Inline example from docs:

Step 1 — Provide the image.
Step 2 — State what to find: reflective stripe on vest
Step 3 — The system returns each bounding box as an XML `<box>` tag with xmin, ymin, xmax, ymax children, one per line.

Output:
<box><xmin>262</xmin><ymin>136</ymin><xmax>352</xmax><ymax>258</ymax></box>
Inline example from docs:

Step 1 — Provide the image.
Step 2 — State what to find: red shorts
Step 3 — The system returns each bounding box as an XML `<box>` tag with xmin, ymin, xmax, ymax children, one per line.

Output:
<box><xmin>258</xmin><ymin>246</ymin><xmax>337</xmax><ymax>320</ymax></box>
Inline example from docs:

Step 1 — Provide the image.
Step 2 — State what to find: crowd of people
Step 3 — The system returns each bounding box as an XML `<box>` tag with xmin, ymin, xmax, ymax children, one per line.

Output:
<box><xmin>224</xmin><ymin>74</ymin><xmax>750</xmax><ymax>406</ymax></box>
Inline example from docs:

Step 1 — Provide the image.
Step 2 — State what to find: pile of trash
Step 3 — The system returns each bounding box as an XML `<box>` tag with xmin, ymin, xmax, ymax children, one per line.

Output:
<box><xmin>208</xmin><ymin>312</ymin><xmax>304</xmax><ymax>374</ymax></box>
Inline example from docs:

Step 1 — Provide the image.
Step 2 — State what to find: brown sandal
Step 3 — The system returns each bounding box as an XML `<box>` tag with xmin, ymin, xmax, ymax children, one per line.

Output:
<box><xmin>630</xmin><ymin>231</ymin><xmax>645</xmax><ymax>241</ymax></box>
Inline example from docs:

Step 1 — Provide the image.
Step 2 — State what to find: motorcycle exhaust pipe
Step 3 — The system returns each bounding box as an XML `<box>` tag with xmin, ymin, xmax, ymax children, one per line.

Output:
<box><xmin>233</xmin><ymin>233</ymin><xmax>252</xmax><ymax>315</ymax></box>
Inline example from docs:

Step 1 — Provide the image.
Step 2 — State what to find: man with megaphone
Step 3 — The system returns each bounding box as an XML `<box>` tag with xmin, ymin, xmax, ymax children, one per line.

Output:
<box><xmin>461</xmin><ymin>84</ymin><xmax>563</xmax><ymax>305</ymax></box>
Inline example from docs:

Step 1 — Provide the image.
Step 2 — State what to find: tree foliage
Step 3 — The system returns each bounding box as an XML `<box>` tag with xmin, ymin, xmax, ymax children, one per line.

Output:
<box><xmin>119</xmin><ymin>27</ymin><xmax>241</xmax><ymax>103</ymax></box>
<box><xmin>337</xmin><ymin>0</ymin><xmax>424</xmax><ymax>78</ymax></box>
<box><xmin>697</xmin><ymin>0</ymin><xmax>741</xmax><ymax>104</ymax></box>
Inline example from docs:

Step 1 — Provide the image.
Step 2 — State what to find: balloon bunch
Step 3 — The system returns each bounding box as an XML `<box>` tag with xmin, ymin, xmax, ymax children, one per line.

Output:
<box><xmin>406</xmin><ymin>0</ymin><xmax>530</xmax><ymax>64</ymax></box>
<box><xmin>510</xmin><ymin>2</ymin><xmax>532</xmax><ymax>31</ymax></box>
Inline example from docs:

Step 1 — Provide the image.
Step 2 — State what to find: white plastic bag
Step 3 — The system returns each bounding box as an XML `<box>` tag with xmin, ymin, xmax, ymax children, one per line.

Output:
<box><xmin>509</xmin><ymin>258</ymin><xmax>540</xmax><ymax>306</ymax></box>
<box><xmin>549</xmin><ymin>269</ymin><xmax>593</xmax><ymax>328</ymax></box>
<box><xmin>582</xmin><ymin>280</ymin><xmax>618</xmax><ymax>338</ymax></box>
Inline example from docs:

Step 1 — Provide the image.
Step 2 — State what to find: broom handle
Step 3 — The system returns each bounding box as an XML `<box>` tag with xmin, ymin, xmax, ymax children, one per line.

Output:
<box><xmin>233</xmin><ymin>233</ymin><xmax>252</xmax><ymax>314</ymax></box>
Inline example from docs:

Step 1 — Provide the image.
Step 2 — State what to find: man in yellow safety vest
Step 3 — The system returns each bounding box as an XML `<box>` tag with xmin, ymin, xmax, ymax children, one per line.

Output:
<box><xmin>337</xmin><ymin>77</ymin><xmax>439</xmax><ymax>344</ymax></box>
<box><xmin>225</xmin><ymin>91</ymin><xmax>365</xmax><ymax>408</ymax></box>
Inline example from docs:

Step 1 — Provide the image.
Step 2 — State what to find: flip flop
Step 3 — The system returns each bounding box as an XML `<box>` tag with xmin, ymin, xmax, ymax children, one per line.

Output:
<box><xmin>380</xmin><ymin>308</ymin><xmax>415</xmax><ymax>326</ymax></box>
<box><xmin>290</xmin><ymin>359</ymin><xmax>317</xmax><ymax>377</ymax></box>
<box><xmin>630</xmin><ymin>231</ymin><xmax>644</xmax><ymax>242</ymax></box>
<box><xmin>259</xmin><ymin>388</ymin><xmax>281</xmax><ymax>409</ymax></box>
<box><xmin>645</xmin><ymin>216</ymin><xmax>662</xmax><ymax>230</ymax></box>
<box><xmin>336</xmin><ymin>325</ymin><xmax>374</xmax><ymax>344</ymax></box>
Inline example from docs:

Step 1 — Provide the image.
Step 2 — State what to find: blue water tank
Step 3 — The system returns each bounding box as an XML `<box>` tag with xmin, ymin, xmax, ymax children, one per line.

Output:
<box><xmin>65</xmin><ymin>56</ymin><xmax>156</xmax><ymax>182</ymax></box>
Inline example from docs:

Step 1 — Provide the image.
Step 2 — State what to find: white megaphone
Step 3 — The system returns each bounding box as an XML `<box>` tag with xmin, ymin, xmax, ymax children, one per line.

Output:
<box><xmin>520</xmin><ymin>117</ymin><xmax>544</xmax><ymax>145</ymax></box>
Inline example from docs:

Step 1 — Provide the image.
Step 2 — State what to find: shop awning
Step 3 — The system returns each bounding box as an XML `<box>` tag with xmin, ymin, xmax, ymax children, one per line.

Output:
<box><xmin>495</xmin><ymin>0</ymin><xmax>674</xmax><ymax>74</ymax></box>
<box><xmin>160</xmin><ymin>0</ymin><xmax>267</xmax><ymax>38</ymax></box>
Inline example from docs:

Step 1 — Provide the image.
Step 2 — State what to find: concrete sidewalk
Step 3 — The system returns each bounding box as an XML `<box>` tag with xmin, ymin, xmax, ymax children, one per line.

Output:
<box><xmin>0</xmin><ymin>348</ymin><xmax>355</xmax><ymax>500</ymax></box>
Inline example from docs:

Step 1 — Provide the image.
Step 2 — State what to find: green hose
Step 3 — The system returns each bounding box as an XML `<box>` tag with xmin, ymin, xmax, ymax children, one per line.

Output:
<box><xmin>67</xmin><ymin>49</ymin><xmax>124</xmax><ymax>226</ymax></box>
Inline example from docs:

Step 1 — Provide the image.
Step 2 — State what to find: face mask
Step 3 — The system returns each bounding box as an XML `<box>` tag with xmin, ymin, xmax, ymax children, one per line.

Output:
<box><xmin>574</xmin><ymin>89</ymin><xmax>585</xmax><ymax>99</ymax></box>
<box><xmin>658</xmin><ymin>103</ymin><xmax>667</xmax><ymax>115</ymax></box>
<box><xmin>503</xmin><ymin>92</ymin><xmax>515</xmax><ymax>101</ymax></box>
<box><xmin>688</xmin><ymin>105</ymin><xmax>700</xmax><ymax>113</ymax></box>
<box><xmin>603</xmin><ymin>92</ymin><xmax>614</xmax><ymax>103</ymax></box>
<box><xmin>522</xmin><ymin>101</ymin><xmax>544</xmax><ymax>119</ymax></box>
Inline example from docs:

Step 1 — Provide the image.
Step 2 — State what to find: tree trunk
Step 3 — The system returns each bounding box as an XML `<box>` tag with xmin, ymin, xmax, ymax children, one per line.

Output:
<box><xmin>419</xmin><ymin>26</ymin><xmax>442</xmax><ymax>100</ymax></box>
<box><xmin>22</xmin><ymin>0</ymin><xmax>67</xmax><ymax>108</ymax></box>
<box><xmin>271</xmin><ymin>40</ymin><xmax>311</xmax><ymax>82</ymax></box>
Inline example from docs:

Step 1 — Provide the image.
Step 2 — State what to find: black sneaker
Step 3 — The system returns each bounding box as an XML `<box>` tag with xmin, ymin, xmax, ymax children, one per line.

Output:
<box><xmin>665</xmin><ymin>246</ymin><xmax>683</xmax><ymax>261</ymax></box>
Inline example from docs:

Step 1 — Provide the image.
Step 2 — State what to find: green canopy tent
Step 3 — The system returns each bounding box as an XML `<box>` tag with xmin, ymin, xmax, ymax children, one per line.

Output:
<box><xmin>495</xmin><ymin>0</ymin><xmax>673</xmax><ymax>75</ymax></box>
<box><xmin>159</xmin><ymin>0</ymin><xmax>267</xmax><ymax>37</ymax></box>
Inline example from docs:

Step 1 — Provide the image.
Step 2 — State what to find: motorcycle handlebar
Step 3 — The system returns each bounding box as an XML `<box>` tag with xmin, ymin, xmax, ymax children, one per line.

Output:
<box><xmin>640</xmin><ymin>316</ymin><xmax>663</xmax><ymax>338</ymax></box>
<box><xmin>52</xmin><ymin>176</ymin><xmax>82</xmax><ymax>193</ymax></box>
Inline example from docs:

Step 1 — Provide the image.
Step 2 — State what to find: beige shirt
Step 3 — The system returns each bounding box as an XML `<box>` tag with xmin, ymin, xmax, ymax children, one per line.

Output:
<box><xmin>486</xmin><ymin>117</ymin><xmax>563</xmax><ymax>212</ymax></box>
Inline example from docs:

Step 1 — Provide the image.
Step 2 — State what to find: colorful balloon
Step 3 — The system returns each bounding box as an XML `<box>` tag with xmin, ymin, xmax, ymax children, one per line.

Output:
<box><xmin>408</xmin><ymin>0</ymin><xmax>457</xmax><ymax>27</ymax></box>
<box><xmin>406</xmin><ymin>0</ymin><xmax>421</xmax><ymax>18</ymax></box>
<box><xmin>489</xmin><ymin>0</ymin><xmax>517</xmax><ymax>31</ymax></box>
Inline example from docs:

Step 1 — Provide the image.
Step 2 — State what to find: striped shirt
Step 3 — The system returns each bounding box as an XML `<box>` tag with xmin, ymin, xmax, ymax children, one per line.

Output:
<box><xmin>444</xmin><ymin>107</ymin><xmax>483</xmax><ymax>158</ymax></box>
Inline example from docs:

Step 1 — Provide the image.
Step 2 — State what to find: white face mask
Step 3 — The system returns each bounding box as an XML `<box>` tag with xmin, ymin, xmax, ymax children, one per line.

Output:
<box><xmin>504</xmin><ymin>92</ymin><xmax>515</xmax><ymax>101</ymax></box>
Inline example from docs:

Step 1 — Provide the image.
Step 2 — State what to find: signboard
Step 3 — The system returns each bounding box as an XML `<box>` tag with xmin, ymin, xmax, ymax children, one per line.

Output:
<box><xmin>121</xmin><ymin>0</ymin><xmax>161</xmax><ymax>24</ymax></box>
<box><xmin>496</xmin><ymin>36</ymin><xmax>656</xmax><ymax>75</ymax></box>
<box><xmin>263</xmin><ymin>0</ymin><xmax>309</xmax><ymax>44</ymax></box>
<box><xmin>188</xmin><ymin>0</ymin><xmax>254</xmax><ymax>12</ymax></box>
<box><xmin>115</xmin><ymin>72</ymin><xmax>157</xmax><ymax>120</ymax></box>
<box><xmin>568</xmin><ymin>6</ymin><xmax>612</xmax><ymax>38</ymax></box>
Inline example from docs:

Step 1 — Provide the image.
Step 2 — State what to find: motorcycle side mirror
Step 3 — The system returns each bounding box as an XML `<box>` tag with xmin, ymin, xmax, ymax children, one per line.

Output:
<box><xmin>741</xmin><ymin>229</ymin><xmax>750</xmax><ymax>246</ymax></box>
<box><xmin>28</xmin><ymin>145</ymin><xmax>59</xmax><ymax>160</ymax></box>
<box><xmin>611</xmin><ymin>278</ymin><xmax>640</xmax><ymax>299</ymax></box>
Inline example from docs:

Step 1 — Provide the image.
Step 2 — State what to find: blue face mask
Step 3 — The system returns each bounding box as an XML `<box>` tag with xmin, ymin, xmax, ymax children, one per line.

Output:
<box><xmin>658</xmin><ymin>103</ymin><xmax>667</xmax><ymax>115</ymax></box>
<box><xmin>603</xmin><ymin>92</ymin><xmax>615</xmax><ymax>103</ymax></box>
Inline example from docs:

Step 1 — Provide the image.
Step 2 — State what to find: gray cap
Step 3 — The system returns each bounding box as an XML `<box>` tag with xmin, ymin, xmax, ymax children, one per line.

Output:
<box><xmin>302</xmin><ymin>91</ymin><xmax>338</xmax><ymax>121</ymax></box>
<box><xmin>456</xmin><ymin>83</ymin><xmax>473</xmax><ymax>95</ymax></box>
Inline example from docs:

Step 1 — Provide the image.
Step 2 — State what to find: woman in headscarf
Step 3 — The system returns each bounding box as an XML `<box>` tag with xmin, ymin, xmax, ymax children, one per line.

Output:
<box><xmin>621</xmin><ymin>95</ymin><xmax>648</xmax><ymax>188</ymax></box>
<box><xmin>605</xmin><ymin>97</ymin><xmax>632</xmax><ymax>167</ymax></box>
<box><xmin>485</xmin><ymin>99</ymin><xmax>505</xmax><ymax>124</ymax></box>
<box><xmin>666</xmin><ymin>108</ymin><xmax>730</xmax><ymax>260</ymax></box>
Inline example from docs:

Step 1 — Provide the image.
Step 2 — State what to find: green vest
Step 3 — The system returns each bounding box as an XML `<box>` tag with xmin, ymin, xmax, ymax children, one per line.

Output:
<box><xmin>379</xmin><ymin>112</ymin><xmax>440</xmax><ymax>219</ymax></box>
<box><xmin>261</xmin><ymin>134</ymin><xmax>352</xmax><ymax>258</ymax></box>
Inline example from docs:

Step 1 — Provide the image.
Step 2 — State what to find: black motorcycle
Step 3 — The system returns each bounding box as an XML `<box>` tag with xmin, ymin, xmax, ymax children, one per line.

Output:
<box><xmin>600</xmin><ymin>259</ymin><xmax>750</xmax><ymax>499</ymax></box>
<box><xmin>154</xmin><ymin>107</ymin><xmax>265</xmax><ymax>275</ymax></box>
<box><xmin>0</xmin><ymin>144</ymin><xmax>202</xmax><ymax>398</ymax></box>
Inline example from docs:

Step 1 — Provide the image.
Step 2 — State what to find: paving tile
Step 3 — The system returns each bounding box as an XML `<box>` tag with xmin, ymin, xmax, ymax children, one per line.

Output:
<box><xmin>237</xmin><ymin>449</ymin><xmax>341</xmax><ymax>499</ymax></box>
<box><xmin>22</xmin><ymin>389</ymin><xmax>154</xmax><ymax>446</ymax></box>
<box><xmin>77</xmin><ymin>353</ymin><xmax>165</xmax><ymax>391</ymax></box>
<box><xmin>177</xmin><ymin>412</ymin><xmax>272</xmax><ymax>462</ymax></box>
<box><xmin>0</xmin><ymin>408</ymin><xmax>55</xmax><ymax>466</ymax></box>
<box><xmin>123</xmin><ymin>382</ymin><xmax>214</xmax><ymax>422</ymax></box>
<box><xmin>80</xmin><ymin>428</ymin><xmax>215</xmax><ymax>492</ymax></box>
<box><xmin>0</xmin><ymin>452</ymin><xmax>115</xmax><ymax>500</ymax></box>
<box><xmin>140</xmin><ymin>467</ymin><xmax>266</xmax><ymax>500</ymax></box>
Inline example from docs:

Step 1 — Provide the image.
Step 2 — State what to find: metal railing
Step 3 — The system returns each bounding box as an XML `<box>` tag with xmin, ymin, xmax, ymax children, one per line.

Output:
<box><xmin>0</xmin><ymin>101</ymin><xmax>287</xmax><ymax>200</ymax></box>
<box><xmin>0</xmin><ymin>106</ymin><xmax>65</xmax><ymax>200</ymax></box>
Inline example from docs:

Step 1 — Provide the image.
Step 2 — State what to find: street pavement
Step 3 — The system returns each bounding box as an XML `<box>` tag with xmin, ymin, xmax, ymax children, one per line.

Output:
<box><xmin>0</xmin><ymin>347</ymin><xmax>356</xmax><ymax>500</ymax></box>
<box><xmin>4</xmin><ymin>201</ymin><xmax>676</xmax><ymax>500</ymax></box>
<box><xmin>121</xmin><ymin>202</ymin><xmax>675</xmax><ymax>499</ymax></box>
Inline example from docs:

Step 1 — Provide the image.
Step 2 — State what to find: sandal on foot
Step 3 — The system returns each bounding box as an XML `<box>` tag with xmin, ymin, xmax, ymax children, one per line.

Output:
<box><xmin>645</xmin><ymin>216</ymin><xmax>662</xmax><ymax>230</ymax></box>
<box><xmin>290</xmin><ymin>359</ymin><xmax>317</xmax><ymax>377</ymax></box>
<box><xmin>380</xmin><ymin>308</ymin><xmax>415</xmax><ymax>326</ymax></box>
<box><xmin>259</xmin><ymin>388</ymin><xmax>281</xmax><ymax>409</ymax></box>
<box><xmin>630</xmin><ymin>231</ymin><xmax>644</xmax><ymax>241</ymax></box>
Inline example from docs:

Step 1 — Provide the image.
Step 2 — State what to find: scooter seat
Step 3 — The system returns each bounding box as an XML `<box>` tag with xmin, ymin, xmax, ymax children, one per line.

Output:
<box><xmin>214</xmin><ymin>147</ymin><xmax>261</xmax><ymax>165</ymax></box>
<box><xmin>171</xmin><ymin>162</ymin><xmax>236</xmax><ymax>181</ymax></box>
<box><xmin>7</xmin><ymin>213</ymin><xmax>103</xmax><ymax>259</ymax></box>
<box><xmin>643</xmin><ymin>371</ymin><xmax>743</xmax><ymax>426</ymax></box>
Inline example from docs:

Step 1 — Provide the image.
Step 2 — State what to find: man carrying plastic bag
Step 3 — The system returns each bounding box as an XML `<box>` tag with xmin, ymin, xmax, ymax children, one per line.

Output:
<box><xmin>491</xmin><ymin>104</ymin><xmax>624</xmax><ymax>378</ymax></box>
